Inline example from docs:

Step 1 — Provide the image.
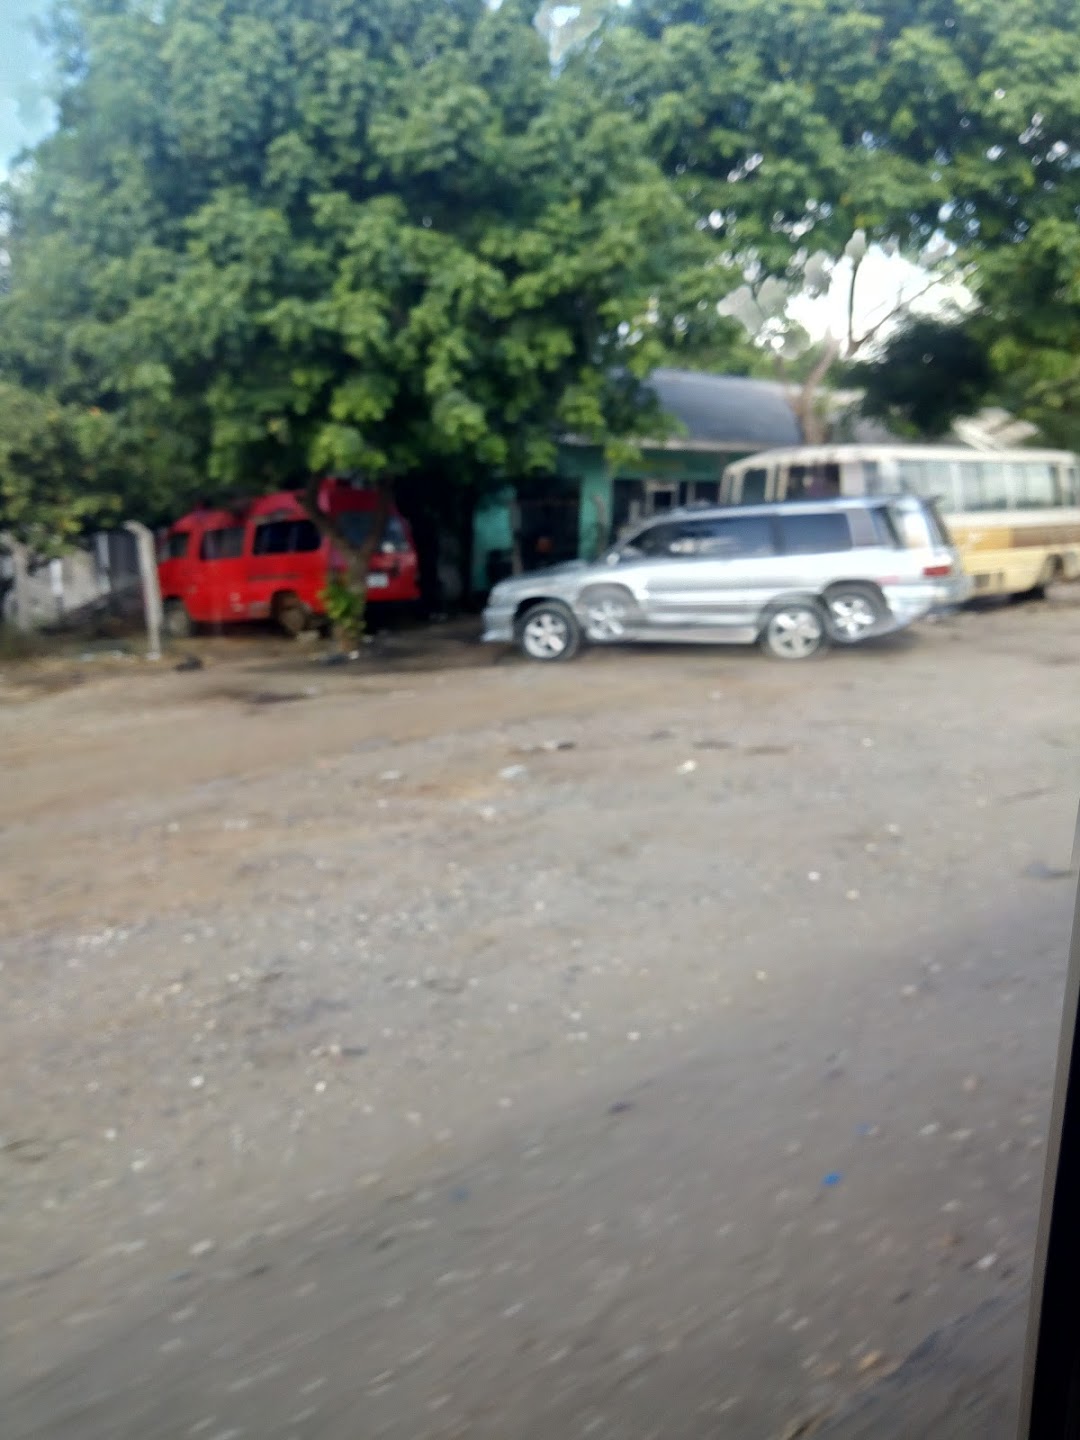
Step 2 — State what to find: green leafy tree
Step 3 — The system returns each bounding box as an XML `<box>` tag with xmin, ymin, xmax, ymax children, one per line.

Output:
<box><xmin>0</xmin><ymin>385</ymin><xmax>115</xmax><ymax>553</ymax></box>
<box><xmin>846</xmin><ymin>315</ymin><xmax>994</xmax><ymax>438</ymax></box>
<box><xmin>576</xmin><ymin>0</ymin><xmax>1080</xmax><ymax>433</ymax></box>
<box><xmin>975</xmin><ymin>221</ymin><xmax>1080</xmax><ymax>451</ymax></box>
<box><xmin>0</xmin><ymin>0</ymin><xmax>744</xmax><ymax>621</ymax></box>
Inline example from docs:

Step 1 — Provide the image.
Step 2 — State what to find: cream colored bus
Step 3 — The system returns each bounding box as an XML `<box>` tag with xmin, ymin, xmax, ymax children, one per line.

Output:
<box><xmin>721</xmin><ymin>444</ymin><xmax>1080</xmax><ymax>598</ymax></box>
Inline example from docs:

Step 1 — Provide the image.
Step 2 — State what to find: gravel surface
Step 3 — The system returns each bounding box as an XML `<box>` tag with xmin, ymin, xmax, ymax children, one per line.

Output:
<box><xmin>3</xmin><ymin>599</ymin><xmax>1079</xmax><ymax>1437</ymax></box>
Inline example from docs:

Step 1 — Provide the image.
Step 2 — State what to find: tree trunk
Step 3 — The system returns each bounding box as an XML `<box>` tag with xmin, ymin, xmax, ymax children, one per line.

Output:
<box><xmin>1</xmin><ymin>537</ymin><xmax>31</xmax><ymax>631</ymax></box>
<box><xmin>303</xmin><ymin>476</ymin><xmax>391</xmax><ymax>648</ymax></box>
<box><xmin>509</xmin><ymin>493</ymin><xmax>524</xmax><ymax>576</ymax></box>
<box><xmin>797</xmin><ymin>335</ymin><xmax>842</xmax><ymax>444</ymax></box>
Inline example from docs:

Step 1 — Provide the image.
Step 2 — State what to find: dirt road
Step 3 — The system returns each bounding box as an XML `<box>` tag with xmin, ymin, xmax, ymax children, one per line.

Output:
<box><xmin>3</xmin><ymin>601</ymin><xmax>1079</xmax><ymax>1437</ymax></box>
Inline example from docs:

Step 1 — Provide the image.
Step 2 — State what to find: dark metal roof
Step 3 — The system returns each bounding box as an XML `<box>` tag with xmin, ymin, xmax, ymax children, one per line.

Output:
<box><xmin>646</xmin><ymin>369</ymin><xmax>803</xmax><ymax>450</ymax></box>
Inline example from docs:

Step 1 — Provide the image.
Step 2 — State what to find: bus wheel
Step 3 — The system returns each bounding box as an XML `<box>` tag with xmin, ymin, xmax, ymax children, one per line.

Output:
<box><xmin>273</xmin><ymin>592</ymin><xmax>309</xmax><ymax>637</ymax></box>
<box><xmin>163</xmin><ymin>599</ymin><xmax>194</xmax><ymax>639</ymax></box>
<box><xmin>1014</xmin><ymin>560</ymin><xmax>1060</xmax><ymax>604</ymax></box>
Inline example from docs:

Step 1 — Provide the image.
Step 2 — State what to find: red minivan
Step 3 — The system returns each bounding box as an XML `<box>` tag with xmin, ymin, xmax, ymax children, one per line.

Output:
<box><xmin>157</xmin><ymin>479</ymin><xmax>420</xmax><ymax>637</ymax></box>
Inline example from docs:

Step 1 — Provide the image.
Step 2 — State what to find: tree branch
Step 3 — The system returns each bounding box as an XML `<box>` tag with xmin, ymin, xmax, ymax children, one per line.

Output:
<box><xmin>302</xmin><ymin>475</ymin><xmax>392</xmax><ymax>569</ymax></box>
<box><xmin>850</xmin><ymin>268</ymin><xmax>958</xmax><ymax>355</ymax></box>
<box><xmin>846</xmin><ymin>252</ymin><xmax>864</xmax><ymax>357</ymax></box>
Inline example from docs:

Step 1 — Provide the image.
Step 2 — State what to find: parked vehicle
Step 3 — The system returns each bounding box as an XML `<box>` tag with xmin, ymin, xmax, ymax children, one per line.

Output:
<box><xmin>157</xmin><ymin>481</ymin><xmax>420</xmax><ymax>637</ymax></box>
<box><xmin>482</xmin><ymin>496</ymin><xmax>970</xmax><ymax>662</ymax></box>
<box><xmin>722</xmin><ymin>442</ymin><xmax>1080</xmax><ymax>600</ymax></box>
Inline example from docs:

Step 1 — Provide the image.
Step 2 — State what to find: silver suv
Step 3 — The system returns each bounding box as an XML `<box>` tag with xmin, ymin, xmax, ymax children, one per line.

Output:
<box><xmin>482</xmin><ymin>496</ymin><xmax>970</xmax><ymax>662</ymax></box>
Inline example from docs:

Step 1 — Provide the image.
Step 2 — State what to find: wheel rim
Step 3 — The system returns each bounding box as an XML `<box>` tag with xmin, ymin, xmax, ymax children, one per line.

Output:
<box><xmin>768</xmin><ymin>608</ymin><xmax>823</xmax><ymax>658</ymax></box>
<box><xmin>584</xmin><ymin>597</ymin><xmax>629</xmax><ymax>641</ymax></box>
<box><xmin>523</xmin><ymin>611</ymin><xmax>569</xmax><ymax>658</ymax></box>
<box><xmin>828</xmin><ymin>594</ymin><xmax>877</xmax><ymax>640</ymax></box>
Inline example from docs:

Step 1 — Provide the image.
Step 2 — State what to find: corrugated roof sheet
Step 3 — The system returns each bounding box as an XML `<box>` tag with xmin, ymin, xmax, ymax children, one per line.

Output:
<box><xmin>646</xmin><ymin>369</ymin><xmax>803</xmax><ymax>449</ymax></box>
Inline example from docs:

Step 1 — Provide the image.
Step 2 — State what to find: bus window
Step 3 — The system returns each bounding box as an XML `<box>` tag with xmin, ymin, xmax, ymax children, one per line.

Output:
<box><xmin>861</xmin><ymin>459</ymin><xmax>881</xmax><ymax>494</ymax></box>
<box><xmin>925</xmin><ymin>460</ymin><xmax>955</xmax><ymax>506</ymax></box>
<box><xmin>895</xmin><ymin>459</ymin><xmax>927</xmax><ymax>495</ymax></box>
<box><xmin>785</xmin><ymin>462</ymin><xmax>840</xmax><ymax>500</ymax></box>
<box><xmin>815</xmin><ymin>463</ymin><xmax>841</xmax><ymax>497</ymax></box>
<box><xmin>1061</xmin><ymin>465</ymin><xmax>1079</xmax><ymax>505</ymax></box>
<box><xmin>1012</xmin><ymin>462</ymin><xmax>1056</xmax><ymax>509</ymax></box>
<box><xmin>740</xmin><ymin>467</ymin><xmax>768</xmax><ymax>504</ymax></box>
<box><xmin>897</xmin><ymin>458</ymin><xmax>952</xmax><ymax>505</ymax></box>
<box><xmin>979</xmin><ymin>462</ymin><xmax>1009</xmax><ymax>509</ymax></box>
<box><xmin>958</xmin><ymin>460</ymin><xmax>1009</xmax><ymax>511</ymax></box>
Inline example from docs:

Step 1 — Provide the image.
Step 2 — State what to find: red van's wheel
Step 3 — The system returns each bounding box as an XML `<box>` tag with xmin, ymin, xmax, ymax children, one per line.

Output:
<box><xmin>273</xmin><ymin>591</ymin><xmax>309</xmax><ymax>637</ymax></box>
<box><xmin>163</xmin><ymin>598</ymin><xmax>194</xmax><ymax>639</ymax></box>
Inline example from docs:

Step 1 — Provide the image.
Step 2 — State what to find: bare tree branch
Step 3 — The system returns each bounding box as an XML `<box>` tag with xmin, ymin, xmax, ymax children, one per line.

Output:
<box><xmin>846</xmin><ymin>253</ymin><xmax>865</xmax><ymax>357</ymax></box>
<box><xmin>850</xmin><ymin>267</ymin><xmax>960</xmax><ymax>355</ymax></box>
<box><xmin>302</xmin><ymin>475</ymin><xmax>391</xmax><ymax>568</ymax></box>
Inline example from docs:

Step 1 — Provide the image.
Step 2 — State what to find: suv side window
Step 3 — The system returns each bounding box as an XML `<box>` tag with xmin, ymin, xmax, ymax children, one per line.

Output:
<box><xmin>629</xmin><ymin>522</ymin><xmax>689</xmax><ymax>557</ymax></box>
<box><xmin>690</xmin><ymin>516</ymin><xmax>775</xmax><ymax>557</ymax></box>
<box><xmin>776</xmin><ymin>511</ymin><xmax>853</xmax><ymax>555</ymax></box>
<box><xmin>887</xmin><ymin>501</ymin><xmax>951</xmax><ymax>550</ymax></box>
<box><xmin>631</xmin><ymin>516</ymin><xmax>775</xmax><ymax>559</ymax></box>
<box><xmin>848</xmin><ymin>507</ymin><xmax>899</xmax><ymax>548</ymax></box>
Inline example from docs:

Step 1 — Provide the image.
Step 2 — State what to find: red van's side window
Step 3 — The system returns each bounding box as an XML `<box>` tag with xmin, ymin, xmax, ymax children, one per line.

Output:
<box><xmin>161</xmin><ymin>532</ymin><xmax>190</xmax><ymax>560</ymax></box>
<box><xmin>199</xmin><ymin>526</ymin><xmax>245</xmax><ymax>560</ymax></box>
<box><xmin>252</xmin><ymin>519</ymin><xmax>321</xmax><ymax>555</ymax></box>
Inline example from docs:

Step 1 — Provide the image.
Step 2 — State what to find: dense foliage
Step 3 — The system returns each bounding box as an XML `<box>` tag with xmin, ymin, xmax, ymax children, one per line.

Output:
<box><xmin>848</xmin><ymin>316</ymin><xmax>994</xmax><ymax>438</ymax></box>
<box><xmin>0</xmin><ymin>0</ymin><xmax>743</xmax><ymax>548</ymax></box>
<box><xmin>580</xmin><ymin>0</ymin><xmax>1080</xmax><ymax>433</ymax></box>
<box><xmin>4</xmin><ymin>0</ymin><xmax>1080</xmax><ymax>549</ymax></box>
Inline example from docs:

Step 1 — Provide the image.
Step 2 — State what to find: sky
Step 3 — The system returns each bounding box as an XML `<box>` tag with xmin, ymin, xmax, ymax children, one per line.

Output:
<box><xmin>0</xmin><ymin>0</ymin><xmax>54</xmax><ymax>174</ymax></box>
<box><xmin>791</xmin><ymin>248</ymin><xmax>969</xmax><ymax>354</ymax></box>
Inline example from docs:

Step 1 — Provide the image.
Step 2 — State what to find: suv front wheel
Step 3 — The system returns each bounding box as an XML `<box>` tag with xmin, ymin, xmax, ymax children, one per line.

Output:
<box><xmin>516</xmin><ymin>601</ymin><xmax>582</xmax><ymax>662</ymax></box>
<box><xmin>759</xmin><ymin>601</ymin><xmax>828</xmax><ymax>661</ymax></box>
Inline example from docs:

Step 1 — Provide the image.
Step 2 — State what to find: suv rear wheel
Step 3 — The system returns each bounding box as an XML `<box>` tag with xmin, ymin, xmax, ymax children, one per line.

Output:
<box><xmin>517</xmin><ymin>601</ymin><xmax>582</xmax><ymax>662</ymax></box>
<box><xmin>824</xmin><ymin>583</ymin><xmax>886</xmax><ymax>642</ymax></box>
<box><xmin>760</xmin><ymin>601</ymin><xmax>827</xmax><ymax>661</ymax></box>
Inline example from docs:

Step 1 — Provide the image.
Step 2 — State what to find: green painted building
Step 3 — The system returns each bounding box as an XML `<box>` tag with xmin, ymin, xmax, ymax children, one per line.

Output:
<box><xmin>471</xmin><ymin>369</ymin><xmax>805</xmax><ymax>593</ymax></box>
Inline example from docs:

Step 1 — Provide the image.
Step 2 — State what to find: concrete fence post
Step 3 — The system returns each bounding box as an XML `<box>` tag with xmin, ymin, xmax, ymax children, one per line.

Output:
<box><xmin>124</xmin><ymin>521</ymin><xmax>163</xmax><ymax>660</ymax></box>
<box><xmin>3</xmin><ymin>537</ymin><xmax>32</xmax><ymax>631</ymax></box>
